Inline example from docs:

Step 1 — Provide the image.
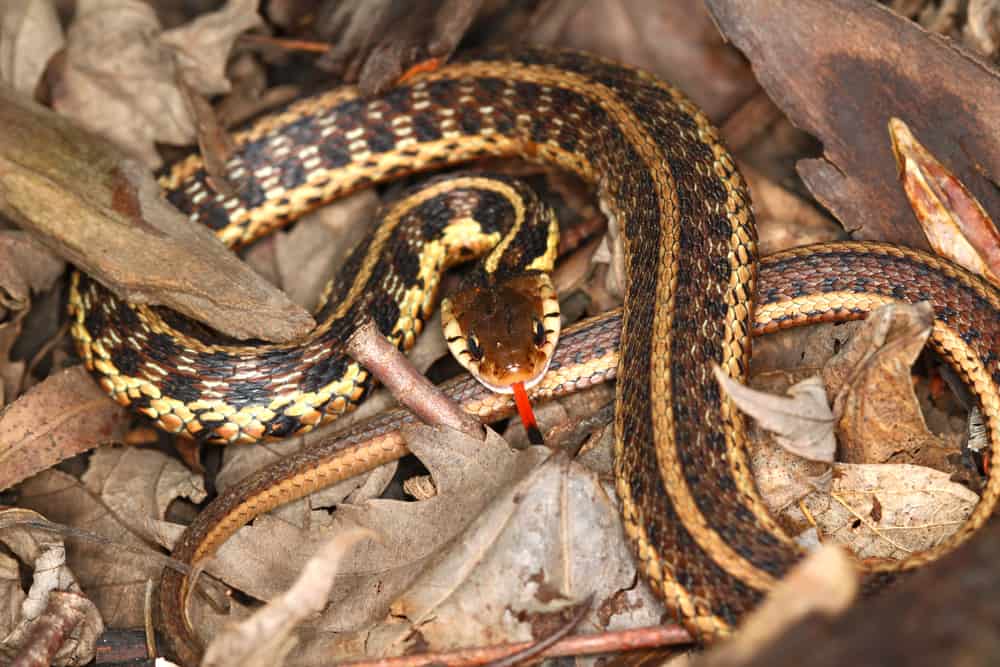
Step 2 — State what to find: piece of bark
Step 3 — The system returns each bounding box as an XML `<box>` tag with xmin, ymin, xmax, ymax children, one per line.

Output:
<box><xmin>706</xmin><ymin>0</ymin><xmax>1000</xmax><ymax>247</ymax></box>
<box><xmin>0</xmin><ymin>85</ymin><xmax>313</xmax><ymax>342</ymax></box>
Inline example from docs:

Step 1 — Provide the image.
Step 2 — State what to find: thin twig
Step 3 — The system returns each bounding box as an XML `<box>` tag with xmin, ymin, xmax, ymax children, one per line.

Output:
<box><xmin>346</xmin><ymin>319</ymin><xmax>483</xmax><ymax>439</ymax></box>
<box><xmin>335</xmin><ymin>624</ymin><xmax>692</xmax><ymax>667</ymax></box>
<box><xmin>484</xmin><ymin>593</ymin><xmax>594</xmax><ymax>667</ymax></box>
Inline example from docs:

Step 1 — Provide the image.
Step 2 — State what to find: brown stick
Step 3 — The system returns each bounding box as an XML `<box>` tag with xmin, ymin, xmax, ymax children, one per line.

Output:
<box><xmin>346</xmin><ymin>319</ymin><xmax>483</xmax><ymax>439</ymax></box>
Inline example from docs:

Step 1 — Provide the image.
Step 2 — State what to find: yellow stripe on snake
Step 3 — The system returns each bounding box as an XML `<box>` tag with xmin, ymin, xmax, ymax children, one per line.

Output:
<box><xmin>65</xmin><ymin>49</ymin><xmax>1000</xmax><ymax>665</ymax></box>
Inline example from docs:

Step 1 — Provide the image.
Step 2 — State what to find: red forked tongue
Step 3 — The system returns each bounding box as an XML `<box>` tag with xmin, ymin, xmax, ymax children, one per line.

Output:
<box><xmin>512</xmin><ymin>382</ymin><xmax>544</xmax><ymax>445</ymax></box>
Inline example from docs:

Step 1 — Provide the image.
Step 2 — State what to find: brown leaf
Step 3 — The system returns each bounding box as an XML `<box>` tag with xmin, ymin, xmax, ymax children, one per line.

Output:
<box><xmin>0</xmin><ymin>366</ymin><xmax>129</xmax><ymax>493</ymax></box>
<box><xmin>315</xmin><ymin>0</ymin><xmax>485</xmax><ymax>96</ymax></box>
<box><xmin>15</xmin><ymin>451</ymin><xmax>206</xmax><ymax>629</ymax></box>
<box><xmin>561</xmin><ymin>0</ymin><xmax>757</xmax><ymax>120</ymax></box>
<box><xmin>0</xmin><ymin>0</ymin><xmax>64</xmax><ymax>95</ymax></box>
<box><xmin>890</xmin><ymin>117</ymin><xmax>1000</xmax><ymax>286</ymax></box>
<box><xmin>200</xmin><ymin>528</ymin><xmax>374</xmax><ymax>667</ymax></box>
<box><xmin>176</xmin><ymin>425</ymin><xmax>661</xmax><ymax>661</ymax></box>
<box><xmin>81</xmin><ymin>446</ymin><xmax>208</xmax><ymax>546</ymax></box>
<box><xmin>785</xmin><ymin>463</ymin><xmax>978</xmax><ymax>561</ymax></box>
<box><xmin>53</xmin><ymin>0</ymin><xmax>261</xmax><ymax>167</ymax></box>
<box><xmin>742</xmin><ymin>164</ymin><xmax>847</xmax><ymax>256</ymax></box>
<box><xmin>965</xmin><ymin>0</ymin><xmax>1000</xmax><ymax>57</ymax></box>
<box><xmin>376</xmin><ymin>426</ymin><xmax>658</xmax><ymax>656</ymax></box>
<box><xmin>160</xmin><ymin>0</ymin><xmax>262</xmax><ymax>95</ymax></box>
<box><xmin>271</xmin><ymin>190</ymin><xmax>379</xmax><ymax>310</ymax></box>
<box><xmin>0</xmin><ymin>231</ymin><xmax>64</xmax><ymax>313</ymax></box>
<box><xmin>0</xmin><ymin>323</ymin><xmax>23</xmax><ymax>406</ymax></box>
<box><xmin>0</xmin><ymin>87</ymin><xmax>314</xmax><ymax>341</ymax></box>
<box><xmin>707</xmin><ymin>0</ymin><xmax>1000</xmax><ymax>246</ymax></box>
<box><xmin>823</xmin><ymin>302</ymin><xmax>954</xmax><ymax>468</ymax></box>
<box><xmin>0</xmin><ymin>507</ymin><xmax>104</xmax><ymax>666</ymax></box>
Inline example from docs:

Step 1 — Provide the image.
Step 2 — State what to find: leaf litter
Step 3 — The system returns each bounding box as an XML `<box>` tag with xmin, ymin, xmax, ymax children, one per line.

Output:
<box><xmin>0</xmin><ymin>0</ymin><xmax>998</xmax><ymax>664</ymax></box>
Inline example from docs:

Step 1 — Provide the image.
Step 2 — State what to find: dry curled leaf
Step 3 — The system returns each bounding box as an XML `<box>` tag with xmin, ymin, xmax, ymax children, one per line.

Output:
<box><xmin>786</xmin><ymin>463</ymin><xmax>978</xmax><ymax>561</ymax></box>
<box><xmin>890</xmin><ymin>117</ymin><xmax>1000</xmax><ymax>287</ymax></box>
<box><xmin>0</xmin><ymin>507</ymin><xmax>104</xmax><ymax>666</ymax></box>
<box><xmin>825</xmin><ymin>302</ymin><xmax>956</xmax><ymax>469</ymax></box>
<box><xmin>176</xmin><ymin>424</ymin><xmax>661</xmax><ymax>663</ymax></box>
<box><xmin>14</xmin><ymin>453</ymin><xmax>206</xmax><ymax>629</ymax></box>
<box><xmin>715</xmin><ymin>367</ymin><xmax>836</xmax><ymax>463</ymax></box>
<box><xmin>54</xmin><ymin>0</ymin><xmax>261</xmax><ymax>166</ymax></box>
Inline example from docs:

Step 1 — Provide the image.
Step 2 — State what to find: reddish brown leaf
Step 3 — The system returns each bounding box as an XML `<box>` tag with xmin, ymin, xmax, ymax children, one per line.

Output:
<box><xmin>890</xmin><ymin>117</ymin><xmax>1000</xmax><ymax>286</ymax></box>
<box><xmin>0</xmin><ymin>366</ymin><xmax>129</xmax><ymax>492</ymax></box>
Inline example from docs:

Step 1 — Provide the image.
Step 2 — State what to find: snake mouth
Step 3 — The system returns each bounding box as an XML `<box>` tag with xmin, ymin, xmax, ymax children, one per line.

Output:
<box><xmin>468</xmin><ymin>353</ymin><xmax>554</xmax><ymax>395</ymax></box>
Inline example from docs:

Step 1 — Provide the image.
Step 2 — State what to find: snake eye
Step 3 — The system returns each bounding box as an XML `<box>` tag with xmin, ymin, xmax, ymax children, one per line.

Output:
<box><xmin>533</xmin><ymin>318</ymin><xmax>546</xmax><ymax>347</ymax></box>
<box><xmin>466</xmin><ymin>334</ymin><xmax>484</xmax><ymax>361</ymax></box>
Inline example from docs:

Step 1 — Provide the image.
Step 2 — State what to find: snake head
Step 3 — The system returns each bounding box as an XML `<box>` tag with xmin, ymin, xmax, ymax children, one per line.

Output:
<box><xmin>441</xmin><ymin>272</ymin><xmax>560</xmax><ymax>394</ymax></box>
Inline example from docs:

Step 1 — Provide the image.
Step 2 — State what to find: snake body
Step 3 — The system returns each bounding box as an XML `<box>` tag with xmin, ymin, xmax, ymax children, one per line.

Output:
<box><xmin>65</xmin><ymin>50</ymin><xmax>1000</xmax><ymax>663</ymax></box>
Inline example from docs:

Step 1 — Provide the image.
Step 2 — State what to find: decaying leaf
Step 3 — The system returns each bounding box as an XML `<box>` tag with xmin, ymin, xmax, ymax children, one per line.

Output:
<box><xmin>787</xmin><ymin>463</ymin><xmax>978</xmax><ymax>561</ymax></box>
<box><xmin>742</xmin><ymin>164</ymin><xmax>846</xmax><ymax>255</ymax></box>
<box><xmin>715</xmin><ymin>368</ymin><xmax>836</xmax><ymax>463</ymax></box>
<box><xmin>0</xmin><ymin>231</ymin><xmax>64</xmax><ymax>404</ymax></box>
<box><xmin>14</xmin><ymin>450</ymin><xmax>206</xmax><ymax>628</ymax></box>
<box><xmin>0</xmin><ymin>507</ymin><xmax>104</xmax><ymax>666</ymax></box>
<box><xmin>741</xmin><ymin>302</ymin><xmax>973</xmax><ymax>558</ymax></box>
<box><xmin>890</xmin><ymin>117</ymin><xmax>1000</xmax><ymax>287</ymax></box>
<box><xmin>54</xmin><ymin>0</ymin><xmax>261</xmax><ymax>166</ymax></box>
<box><xmin>270</xmin><ymin>190</ymin><xmax>380</xmax><ymax>310</ymax></box>
<box><xmin>0</xmin><ymin>231</ymin><xmax>64</xmax><ymax>316</ymax></box>
<box><xmin>707</xmin><ymin>0</ymin><xmax>1000</xmax><ymax>247</ymax></box>
<box><xmin>825</xmin><ymin>302</ymin><xmax>956</xmax><ymax>468</ymax></box>
<box><xmin>0</xmin><ymin>366</ymin><xmax>130</xmax><ymax>493</ymax></box>
<box><xmin>81</xmin><ymin>447</ymin><xmax>208</xmax><ymax>546</ymax></box>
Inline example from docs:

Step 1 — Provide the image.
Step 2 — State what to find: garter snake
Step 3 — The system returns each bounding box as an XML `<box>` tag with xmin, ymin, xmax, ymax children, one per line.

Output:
<box><xmin>64</xmin><ymin>49</ymin><xmax>1000</xmax><ymax>664</ymax></box>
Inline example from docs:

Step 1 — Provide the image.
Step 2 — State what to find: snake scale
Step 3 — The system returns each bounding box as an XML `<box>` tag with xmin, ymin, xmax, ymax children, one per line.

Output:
<box><xmin>65</xmin><ymin>49</ymin><xmax>1000</xmax><ymax>664</ymax></box>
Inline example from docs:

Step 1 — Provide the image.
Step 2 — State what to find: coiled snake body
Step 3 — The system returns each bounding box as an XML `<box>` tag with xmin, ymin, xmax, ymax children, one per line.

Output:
<box><xmin>66</xmin><ymin>49</ymin><xmax>1000</xmax><ymax>663</ymax></box>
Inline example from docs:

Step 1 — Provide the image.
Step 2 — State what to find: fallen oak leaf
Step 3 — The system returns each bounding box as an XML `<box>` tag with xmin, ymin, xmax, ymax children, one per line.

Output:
<box><xmin>706</xmin><ymin>0</ymin><xmax>1000</xmax><ymax>246</ymax></box>
<box><xmin>14</xmin><ymin>458</ymin><xmax>206</xmax><ymax>629</ymax></box>
<box><xmin>378</xmin><ymin>426</ymin><xmax>660</xmax><ymax>656</ymax></box>
<box><xmin>713</xmin><ymin>367</ymin><xmax>836</xmax><ymax>463</ymax></box>
<box><xmin>788</xmin><ymin>463</ymin><xmax>978</xmax><ymax>561</ymax></box>
<box><xmin>179</xmin><ymin>423</ymin><xmax>662</xmax><ymax>663</ymax></box>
